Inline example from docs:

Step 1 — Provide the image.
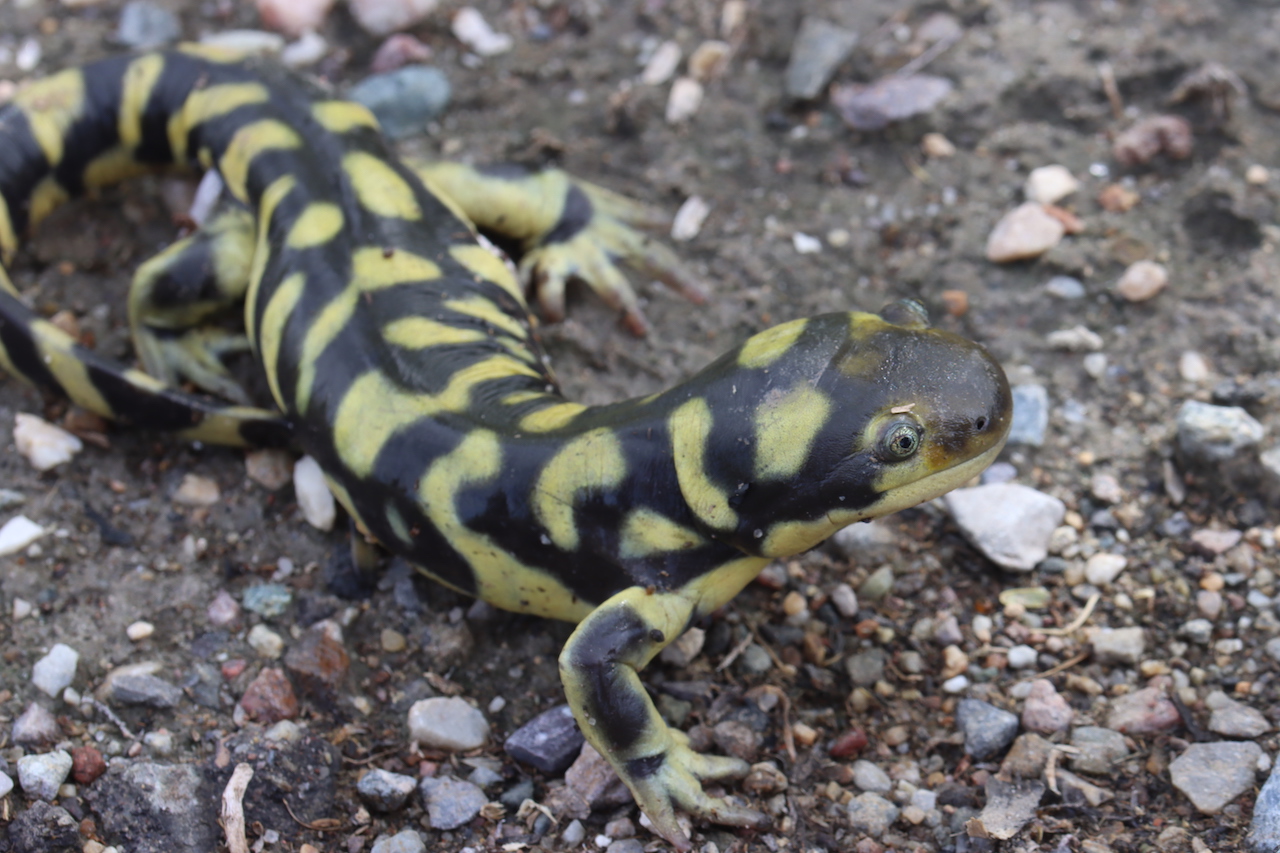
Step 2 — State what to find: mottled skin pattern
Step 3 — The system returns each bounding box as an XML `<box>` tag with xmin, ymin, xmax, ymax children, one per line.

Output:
<box><xmin>0</xmin><ymin>50</ymin><xmax>1013</xmax><ymax>849</ymax></box>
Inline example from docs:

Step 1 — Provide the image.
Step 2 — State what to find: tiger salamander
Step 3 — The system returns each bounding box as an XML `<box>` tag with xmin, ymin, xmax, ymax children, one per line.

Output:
<box><xmin>0</xmin><ymin>50</ymin><xmax>1012</xmax><ymax>849</ymax></box>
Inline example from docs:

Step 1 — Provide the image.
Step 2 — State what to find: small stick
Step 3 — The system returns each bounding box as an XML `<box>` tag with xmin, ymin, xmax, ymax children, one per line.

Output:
<box><xmin>1099</xmin><ymin>62</ymin><xmax>1125</xmax><ymax>120</ymax></box>
<box><xmin>220</xmin><ymin>763</ymin><xmax>254</xmax><ymax>853</ymax></box>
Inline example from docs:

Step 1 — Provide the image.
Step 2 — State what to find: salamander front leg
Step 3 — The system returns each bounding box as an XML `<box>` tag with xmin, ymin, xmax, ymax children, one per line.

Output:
<box><xmin>559</xmin><ymin>587</ymin><xmax>768</xmax><ymax>850</ymax></box>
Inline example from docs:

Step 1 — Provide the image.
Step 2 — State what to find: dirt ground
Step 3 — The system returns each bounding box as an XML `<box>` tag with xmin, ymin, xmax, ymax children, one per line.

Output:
<box><xmin>1</xmin><ymin>0</ymin><xmax>1279</xmax><ymax>851</ymax></box>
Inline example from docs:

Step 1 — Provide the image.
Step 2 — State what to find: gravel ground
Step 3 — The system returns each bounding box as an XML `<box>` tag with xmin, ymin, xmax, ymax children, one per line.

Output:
<box><xmin>1</xmin><ymin>1</ymin><xmax>1280</xmax><ymax>852</ymax></box>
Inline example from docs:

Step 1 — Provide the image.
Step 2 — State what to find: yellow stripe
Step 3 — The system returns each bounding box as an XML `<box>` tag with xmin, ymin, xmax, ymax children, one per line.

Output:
<box><xmin>243</xmin><ymin>175</ymin><xmax>297</xmax><ymax>351</ymax></box>
<box><xmin>171</xmin><ymin>82</ymin><xmax>271</xmax><ymax>162</ymax></box>
<box><xmin>670</xmin><ymin>397</ymin><xmax>737</xmax><ymax>532</ymax></box>
<box><xmin>533</xmin><ymin>428</ymin><xmax>626</xmax><ymax>551</ymax></box>
<box><xmin>28</xmin><ymin>177</ymin><xmax>70</xmax><ymax>229</ymax></box>
<box><xmin>343</xmin><ymin>151</ymin><xmax>422</xmax><ymax>220</ymax></box>
<box><xmin>333</xmin><ymin>371</ymin><xmax>436</xmax><ymax>477</ymax></box>
<box><xmin>444</xmin><ymin>294</ymin><xmax>528</xmax><ymax>341</ymax></box>
<box><xmin>286</xmin><ymin>202</ymin><xmax>344</xmax><ymax>249</ymax></box>
<box><xmin>14</xmin><ymin>68</ymin><xmax>86</xmax><ymax>167</ymax></box>
<box><xmin>31</xmin><ymin>320</ymin><xmax>111</xmax><ymax>416</ymax></box>
<box><xmin>753</xmin><ymin>385</ymin><xmax>831</xmax><ymax>479</ymax></box>
<box><xmin>219</xmin><ymin>119</ymin><xmax>301</xmax><ymax>201</ymax></box>
<box><xmin>619</xmin><ymin>508</ymin><xmax>704</xmax><ymax>559</ymax></box>
<box><xmin>82</xmin><ymin>148</ymin><xmax>151</xmax><ymax>191</ymax></box>
<box><xmin>382</xmin><ymin>316</ymin><xmax>487</xmax><ymax>349</ymax></box>
<box><xmin>449</xmin><ymin>243</ymin><xmax>524</xmax><ymax>303</ymax></box>
<box><xmin>518</xmin><ymin>401</ymin><xmax>586</xmax><ymax>433</ymax></box>
<box><xmin>119</xmin><ymin>54</ymin><xmax>165</xmax><ymax>149</ymax></box>
<box><xmin>258</xmin><ymin>272</ymin><xmax>306</xmax><ymax>409</ymax></box>
<box><xmin>311</xmin><ymin>100</ymin><xmax>379</xmax><ymax>133</ymax></box>
<box><xmin>0</xmin><ymin>195</ymin><xmax>18</xmax><ymax>262</ymax></box>
<box><xmin>737</xmin><ymin>318</ymin><xmax>807</xmax><ymax>369</ymax></box>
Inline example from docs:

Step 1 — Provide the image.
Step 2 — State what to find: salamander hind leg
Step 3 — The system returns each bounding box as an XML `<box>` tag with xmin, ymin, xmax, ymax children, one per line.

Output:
<box><xmin>559</xmin><ymin>587</ymin><xmax>768</xmax><ymax>850</ymax></box>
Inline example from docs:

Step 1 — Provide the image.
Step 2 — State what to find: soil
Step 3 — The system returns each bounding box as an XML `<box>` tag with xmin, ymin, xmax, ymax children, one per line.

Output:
<box><xmin>1</xmin><ymin>1</ymin><xmax>1279</xmax><ymax>851</ymax></box>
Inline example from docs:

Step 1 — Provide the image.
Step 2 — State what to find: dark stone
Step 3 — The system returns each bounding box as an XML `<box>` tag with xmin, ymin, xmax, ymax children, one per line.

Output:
<box><xmin>504</xmin><ymin>705</ymin><xmax>583</xmax><ymax>774</ymax></box>
<box><xmin>7</xmin><ymin>801</ymin><xmax>80</xmax><ymax>853</ymax></box>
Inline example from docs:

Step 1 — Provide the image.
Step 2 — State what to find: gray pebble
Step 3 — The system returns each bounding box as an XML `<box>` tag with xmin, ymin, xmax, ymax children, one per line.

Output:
<box><xmin>1177</xmin><ymin>400</ymin><xmax>1265</xmax><ymax>464</ymax></box>
<box><xmin>846</xmin><ymin>791</ymin><xmax>900</xmax><ymax>837</ymax></box>
<box><xmin>0</xmin><ymin>771</ymin><xmax>11</xmax><ymax>798</ymax></box>
<box><xmin>32</xmin><ymin>643</ymin><xmax>79</xmax><ymax>698</ymax></box>
<box><xmin>606</xmin><ymin>840</ymin><xmax>645</xmax><ymax>853</ymax></box>
<box><xmin>981</xmin><ymin>460</ymin><xmax>1018</xmax><ymax>484</ymax></box>
<box><xmin>1069</xmin><ymin>726</ymin><xmax>1130</xmax><ymax>775</ymax></box>
<box><xmin>357</xmin><ymin>768</ymin><xmax>418</xmax><ymax>813</ymax></box>
<box><xmin>829</xmin><ymin>518</ymin><xmax>897</xmax><ymax>561</ymax></box>
<box><xmin>82</xmin><ymin>762</ymin><xmax>216</xmax><ymax>851</ymax></box>
<box><xmin>933</xmin><ymin>614</ymin><xmax>964</xmax><ymax>646</ymax></box>
<box><xmin>559</xmin><ymin>819</ymin><xmax>586</xmax><ymax>846</ymax></box>
<box><xmin>369</xmin><ymin>829</ymin><xmax>426</xmax><ymax>853</ymax></box>
<box><xmin>1170</xmin><ymin>741</ymin><xmax>1264</xmax><ymax>814</ymax></box>
<box><xmin>17</xmin><ymin>750</ymin><xmax>73</xmax><ymax>801</ymax></box>
<box><xmin>785</xmin><ymin>16</ymin><xmax>858</xmax><ymax>100</ymax></box>
<box><xmin>738</xmin><ymin>643</ymin><xmax>773</xmax><ymax>674</ymax></box>
<box><xmin>845</xmin><ymin>648</ymin><xmax>886</xmax><ymax>687</ymax></box>
<box><xmin>1179</xmin><ymin>618</ymin><xmax>1214</xmax><ymax>645</ymax></box>
<box><xmin>468</xmin><ymin>764</ymin><xmax>503</xmax><ymax>788</ymax></box>
<box><xmin>944</xmin><ymin>483</ymin><xmax>1065</xmax><ymax>571</ymax></box>
<box><xmin>419</xmin><ymin>776</ymin><xmax>487</xmax><ymax>830</ymax></box>
<box><xmin>407</xmin><ymin>697</ymin><xmax>489</xmax><ymax>751</ymax></box>
<box><xmin>1090</xmin><ymin>627</ymin><xmax>1146</xmax><ymax>665</ymax></box>
<box><xmin>1006</xmin><ymin>645</ymin><xmax>1037</xmax><ymax>669</ymax></box>
<box><xmin>348</xmin><ymin>67</ymin><xmax>451</xmax><ymax>140</ymax></box>
<box><xmin>499</xmin><ymin>777</ymin><xmax>535</xmax><ymax>810</ymax></box>
<box><xmin>1265</xmin><ymin>636</ymin><xmax>1280</xmax><ymax>662</ymax></box>
<box><xmin>858</xmin><ymin>564</ymin><xmax>895</xmax><ymax>600</ymax></box>
<box><xmin>106</xmin><ymin>672</ymin><xmax>183</xmax><ymax>708</ymax></box>
<box><xmin>0</xmin><ymin>488</ymin><xmax>25</xmax><ymax>509</ymax></box>
<box><xmin>12</xmin><ymin>702</ymin><xmax>61</xmax><ymax>747</ymax></box>
<box><xmin>1250</xmin><ymin>756</ymin><xmax>1280</xmax><ymax>852</ymax></box>
<box><xmin>830</xmin><ymin>582</ymin><xmax>858</xmax><ymax>618</ymax></box>
<box><xmin>503</xmin><ymin>704</ymin><xmax>583</xmax><ymax>774</ymax></box>
<box><xmin>1207</xmin><ymin>691</ymin><xmax>1271</xmax><ymax>738</ymax></box>
<box><xmin>242</xmin><ymin>583</ymin><xmax>293</xmax><ymax>617</ymax></box>
<box><xmin>1008</xmin><ymin>384</ymin><xmax>1048</xmax><ymax>446</ymax></box>
<box><xmin>1044</xmin><ymin>275</ymin><xmax>1085</xmax><ymax>299</ymax></box>
<box><xmin>5</xmin><ymin>801</ymin><xmax>79</xmax><ymax>853</ymax></box>
<box><xmin>851</xmin><ymin>759</ymin><xmax>892</xmax><ymax>793</ymax></box>
<box><xmin>117</xmin><ymin>1</ymin><xmax>181</xmax><ymax>49</ymax></box>
<box><xmin>956</xmin><ymin>698</ymin><xmax>1020</xmax><ymax>759</ymax></box>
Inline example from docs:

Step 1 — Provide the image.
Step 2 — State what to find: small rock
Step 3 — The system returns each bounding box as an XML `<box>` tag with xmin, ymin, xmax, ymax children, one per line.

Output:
<box><xmin>792</xmin><ymin>231</ymin><xmax>822</xmax><ymax>254</ymax></box>
<box><xmin>1177</xmin><ymin>401</ymin><xmax>1265</xmax><ymax>464</ymax></box>
<box><xmin>934</xmin><ymin>613</ymin><xmax>964</xmax><ymax>646</ymax></box>
<box><xmin>281</xmin><ymin>29</ymin><xmax>328</xmax><ymax>67</ymax></box>
<box><xmin>247</xmin><ymin>624</ymin><xmax>286</xmax><ymax>659</ymax></box>
<box><xmin>945</xmin><ymin>483</ymin><xmax>1066</xmax><ymax>571</ymax></box>
<box><xmin>358</xmin><ymin>768</ymin><xmax>418</xmax><ymax>813</ymax></box>
<box><xmin>688</xmin><ymin>40</ymin><xmax>731</xmax><ymax>80</ymax></box>
<box><xmin>1180</xmin><ymin>618</ymin><xmax>1214</xmax><ymax>644</ymax></box>
<box><xmin>408</xmin><ymin>697</ymin><xmax>489</xmax><ymax>751</ymax></box>
<box><xmin>348</xmin><ymin>67</ymin><xmax>451</xmax><ymax>141</ymax></box>
<box><xmin>116</xmin><ymin>1</ymin><xmax>181</xmax><ymax>48</ymax></box>
<box><xmin>82</xmin><ymin>762</ymin><xmax>216</xmax><ymax>851</ymax></box>
<box><xmin>14</xmin><ymin>413</ymin><xmax>82</xmax><ymax>471</ymax></box>
<box><xmin>199</xmin><ymin>29</ymin><xmax>285</xmax><ymax>54</ymax></box>
<box><xmin>504</xmin><ymin>705</ymin><xmax>583</xmax><ymax>774</ymax></box>
<box><xmin>127</xmin><ymin>620</ymin><xmax>155</xmax><ymax>641</ymax></box>
<box><xmin>921</xmin><ymin>132</ymin><xmax>956</xmax><ymax>158</ymax></box>
<box><xmin>858</xmin><ymin>564</ymin><xmax>895</xmax><ymax>599</ymax></box>
<box><xmin>17</xmin><ymin>750</ymin><xmax>73</xmax><ymax>801</ymax></box>
<box><xmin>831</xmin><ymin>583</ymin><xmax>858</xmax><ymax>618</ymax></box>
<box><xmin>1250</xmin><ymin>758</ymin><xmax>1280</xmax><ymax>852</ymax></box>
<box><xmin>256</xmin><ymin>0</ymin><xmax>333</xmax><ymax>37</ymax></box>
<box><xmin>101</xmin><ymin>663</ymin><xmax>183</xmax><ymax>708</ymax></box>
<box><xmin>451</xmin><ymin>6</ymin><xmax>512</xmax><ymax>56</ymax></box>
<box><xmin>1113</xmin><ymin>114</ymin><xmax>1193</xmax><ymax>167</ymax></box>
<box><xmin>1106</xmin><ymin>687</ymin><xmax>1180</xmax><ymax>734</ymax></box>
<box><xmin>245</xmin><ymin>449</ymin><xmax>293</xmax><ymax>490</ymax></box>
<box><xmin>419</xmin><ymin>776</ymin><xmax>487</xmax><ymax>830</ymax></box>
<box><xmin>1046</xmin><ymin>325</ymin><xmax>1104</xmax><ymax>351</ymax></box>
<box><xmin>1021</xmin><ymin>679</ymin><xmax>1074</xmax><ymax>734</ymax></box>
<box><xmin>12</xmin><ymin>702</ymin><xmax>61</xmax><ymax>747</ymax></box>
<box><xmin>0</xmin><ymin>771</ymin><xmax>12</xmax><ymax>799</ymax></box>
<box><xmin>1044</xmin><ymin>275</ymin><xmax>1085</xmax><ymax>299</ymax></box>
<box><xmin>832</xmin><ymin>74</ymin><xmax>953</xmax><ymax>132</ymax></box>
<box><xmin>0</xmin><ymin>488</ymin><xmax>25</xmax><ymax>509</ymax></box>
<box><xmin>560</xmin><ymin>820</ymin><xmax>587</xmax><ymax>847</ymax></box>
<box><xmin>285</xmin><ymin>620</ymin><xmax>350</xmax><ymax>699</ymax></box>
<box><xmin>737</xmin><ymin>643</ymin><xmax>772</xmax><ymax>674</ymax></box>
<box><xmin>785</xmin><ymin>16</ymin><xmax>858</xmax><ymax>100</ymax></box>
<box><xmin>1246</xmin><ymin>164</ymin><xmax>1271</xmax><ymax>185</ymax></box>
<box><xmin>1207</xmin><ymin>691</ymin><xmax>1270</xmax><ymax>738</ymax></box>
<box><xmin>31</xmin><ymin>644</ymin><xmax>79</xmax><ymax>697</ymax></box>
<box><xmin>1085</xmin><ymin>553</ymin><xmax>1128</xmax><ymax>585</ymax></box>
<box><xmin>665</xmin><ymin>77</ymin><xmax>703</xmax><ymax>123</ymax></box>
<box><xmin>640</xmin><ymin>40</ymin><xmax>681</xmax><ymax>86</ymax></box>
<box><xmin>1091</xmin><ymin>627</ymin><xmax>1146</xmax><ymax>665</ymax></box>
<box><xmin>1083</xmin><ymin>352</ymin><xmax>1108</xmax><ymax>379</ymax></box>
<box><xmin>5</xmin><ymin>801</ymin><xmax>78</xmax><ymax>852</ymax></box>
<box><xmin>670</xmin><ymin>195</ymin><xmax>710</xmax><ymax>242</ymax></box>
<box><xmin>713</xmin><ymin>720</ymin><xmax>761</xmax><ymax>763</ymax></box>
<box><xmin>239</xmin><ymin>667</ymin><xmax>299</xmax><ymax>722</ymax></box>
<box><xmin>845</xmin><ymin>648</ymin><xmax>886</xmax><ymax>687</ymax></box>
<box><xmin>1007</xmin><ymin>645</ymin><xmax>1037</xmax><ymax>669</ymax></box>
<box><xmin>243</xmin><ymin>583</ymin><xmax>292</xmax><ymax>617</ymax></box>
<box><xmin>956</xmin><ymin>698</ymin><xmax>1020</xmax><ymax>760</ymax></box>
<box><xmin>851</xmin><ymin>760</ymin><xmax>892</xmax><ymax>794</ymax></box>
<box><xmin>1070</xmin><ymin>726</ymin><xmax>1130</xmax><ymax>775</ymax></box>
<box><xmin>381</xmin><ymin>628</ymin><xmax>407</xmax><ymax>653</ymax></box>
<box><xmin>173</xmin><ymin>473</ymin><xmax>220</xmax><ymax>507</ymax></box>
<box><xmin>292</xmin><ymin>455</ymin><xmax>336</xmax><ymax>530</ymax></box>
<box><xmin>1114</xmin><ymin>260</ymin><xmax>1169</xmax><ymax>302</ymax></box>
<box><xmin>0</xmin><ymin>515</ymin><xmax>47</xmax><ymax>556</ymax></box>
<box><xmin>369</xmin><ymin>829</ymin><xmax>427</xmax><ymax>853</ymax></box>
<box><xmin>370</xmin><ymin>33</ymin><xmax>433</xmax><ymax>74</ymax></box>
<box><xmin>1000</xmin><ymin>732</ymin><xmax>1053</xmax><ymax>779</ymax></box>
<box><xmin>1024</xmin><ymin>165</ymin><xmax>1079</xmax><ymax>205</ymax></box>
<box><xmin>980</xmin><ymin>776</ymin><xmax>1046</xmax><ymax>840</ymax></box>
<box><xmin>1008</xmin><ymin>384</ymin><xmax>1048</xmax><ymax>446</ymax></box>
<box><xmin>348</xmin><ymin>0</ymin><xmax>438</xmax><ymax>36</ymax></box>
<box><xmin>1190</xmin><ymin>528</ymin><xmax>1243</xmax><ymax>555</ymax></box>
<box><xmin>742</xmin><ymin>761</ymin><xmax>788</xmax><ymax>796</ymax></box>
<box><xmin>70</xmin><ymin>745</ymin><xmax>107</xmax><ymax>785</ymax></box>
<box><xmin>1170</xmin><ymin>741</ymin><xmax>1264</xmax><ymax>813</ymax></box>
<box><xmin>846</xmin><ymin>791</ymin><xmax>900</xmax><ymax>837</ymax></box>
<box><xmin>1179</xmin><ymin>351</ymin><xmax>1211</xmax><ymax>383</ymax></box>
<box><xmin>207</xmin><ymin>590</ymin><xmax>241</xmax><ymax>627</ymax></box>
<box><xmin>1197</xmin><ymin>589</ymin><xmax>1224</xmax><ymax>620</ymax></box>
<box><xmin>565</xmin><ymin>742</ymin><xmax>631</xmax><ymax>809</ymax></box>
<box><xmin>659</xmin><ymin>627</ymin><xmax>705</xmax><ymax>667</ymax></box>
<box><xmin>985</xmin><ymin>203</ymin><xmax>1066</xmax><ymax>263</ymax></box>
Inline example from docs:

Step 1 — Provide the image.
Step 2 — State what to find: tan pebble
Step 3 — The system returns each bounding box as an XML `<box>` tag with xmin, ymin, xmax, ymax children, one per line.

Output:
<box><xmin>665</xmin><ymin>77</ymin><xmax>703</xmax><ymax>123</ymax></box>
<box><xmin>826</xmin><ymin>228</ymin><xmax>850</xmax><ymax>247</ymax></box>
<box><xmin>1090</xmin><ymin>473</ymin><xmax>1123</xmax><ymax>504</ymax></box>
<box><xmin>782</xmin><ymin>590</ymin><xmax>807</xmax><ymax>617</ymax></box>
<box><xmin>941</xmin><ymin>645</ymin><xmax>969</xmax><ymax>679</ymax></box>
<box><xmin>940</xmin><ymin>289</ymin><xmax>969</xmax><ymax>316</ymax></box>
<box><xmin>1246</xmin><ymin>164</ymin><xmax>1270</xmax><ymax>185</ymax></box>
<box><xmin>126</xmin><ymin>621</ymin><xmax>155</xmax><ymax>641</ymax></box>
<box><xmin>1064</xmin><ymin>510</ymin><xmax>1085</xmax><ymax>530</ymax></box>
<box><xmin>720</xmin><ymin>0</ymin><xmax>747</xmax><ymax>36</ymax></box>
<box><xmin>1200</xmin><ymin>572</ymin><xmax>1225</xmax><ymax>592</ymax></box>
<box><xmin>921</xmin><ymin>132</ymin><xmax>956</xmax><ymax>158</ymax></box>
<box><xmin>14</xmin><ymin>413</ymin><xmax>83</xmax><ymax>472</ymax></box>
<box><xmin>245</xmin><ymin>449</ymin><xmax>293</xmax><ymax>491</ymax></box>
<box><xmin>1024</xmin><ymin>165</ymin><xmax>1080</xmax><ymax>205</ymax></box>
<box><xmin>1114</xmin><ymin>259</ymin><xmax>1168</xmax><ymax>302</ymax></box>
<box><xmin>1097</xmin><ymin>183</ymin><xmax>1140</xmax><ymax>212</ymax></box>
<box><xmin>256</xmin><ymin>0</ymin><xmax>333</xmax><ymax>37</ymax></box>
<box><xmin>173</xmin><ymin>473</ymin><xmax>220</xmax><ymax>507</ymax></box>
<box><xmin>381</xmin><ymin>628</ymin><xmax>407</xmax><ymax>653</ymax></box>
<box><xmin>689</xmin><ymin>40</ymin><xmax>731</xmax><ymax>81</ymax></box>
<box><xmin>1140</xmin><ymin>660</ymin><xmax>1171</xmax><ymax>677</ymax></box>
<box><xmin>902</xmin><ymin>804</ymin><xmax>927</xmax><ymax>824</ymax></box>
<box><xmin>882</xmin><ymin>725</ymin><xmax>909</xmax><ymax>746</ymax></box>
<box><xmin>792</xmin><ymin>722</ymin><xmax>818</xmax><ymax>747</ymax></box>
<box><xmin>986</xmin><ymin>202</ymin><xmax>1066</xmax><ymax>262</ymax></box>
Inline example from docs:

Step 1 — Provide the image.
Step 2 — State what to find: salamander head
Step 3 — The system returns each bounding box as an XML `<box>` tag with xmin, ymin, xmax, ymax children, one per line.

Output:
<box><xmin>671</xmin><ymin>300</ymin><xmax>1011</xmax><ymax>558</ymax></box>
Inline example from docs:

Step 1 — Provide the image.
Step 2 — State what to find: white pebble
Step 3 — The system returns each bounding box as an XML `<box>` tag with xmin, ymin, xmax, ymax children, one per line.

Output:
<box><xmin>793</xmin><ymin>232</ymin><xmax>822</xmax><ymax>254</ymax></box>
<box><xmin>256</xmin><ymin>0</ymin><xmax>333</xmax><ymax>37</ymax></box>
<box><xmin>281</xmin><ymin>30</ymin><xmax>329</xmax><ymax>67</ymax></box>
<box><xmin>452</xmin><ymin>7</ymin><xmax>513</xmax><ymax>57</ymax></box>
<box><xmin>198</xmin><ymin>29</ymin><xmax>285</xmax><ymax>54</ymax></box>
<box><xmin>126</xmin><ymin>621</ymin><xmax>155</xmax><ymax>641</ymax></box>
<box><xmin>688</xmin><ymin>40</ymin><xmax>731</xmax><ymax>81</ymax></box>
<box><xmin>1024</xmin><ymin>165</ymin><xmax>1080</xmax><ymax>205</ymax></box>
<box><xmin>665</xmin><ymin>77</ymin><xmax>703</xmax><ymax>123</ymax></box>
<box><xmin>641</xmin><ymin>40</ymin><xmax>682</xmax><ymax>86</ymax></box>
<box><xmin>920</xmin><ymin>132</ymin><xmax>956</xmax><ymax>158</ymax></box>
<box><xmin>670</xmin><ymin>195</ymin><xmax>710</xmax><ymax>242</ymax></box>
<box><xmin>247</xmin><ymin>624</ymin><xmax>286</xmax><ymax>659</ymax></box>
<box><xmin>0</xmin><ymin>515</ymin><xmax>48</xmax><ymax>557</ymax></box>
<box><xmin>1046</xmin><ymin>325</ymin><xmax>1103</xmax><ymax>352</ymax></box>
<box><xmin>32</xmin><ymin>644</ymin><xmax>79</xmax><ymax>697</ymax></box>
<box><xmin>348</xmin><ymin>0</ymin><xmax>437</xmax><ymax>36</ymax></box>
<box><xmin>173</xmin><ymin>473</ymin><xmax>221</xmax><ymax>507</ymax></box>
<box><xmin>1085</xmin><ymin>553</ymin><xmax>1128</xmax><ymax>585</ymax></box>
<box><xmin>12</xmin><ymin>598</ymin><xmax>33</xmax><ymax>620</ymax></box>
<box><xmin>985</xmin><ymin>203</ymin><xmax>1065</xmax><ymax>263</ymax></box>
<box><xmin>294</xmin><ymin>455</ymin><xmax>336</xmax><ymax>531</ymax></box>
<box><xmin>942</xmin><ymin>675</ymin><xmax>970</xmax><ymax>693</ymax></box>
<box><xmin>1114</xmin><ymin>260</ymin><xmax>1168</xmax><ymax>302</ymax></box>
<box><xmin>1178</xmin><ymin>351</ymin><xmax>1210</xmax><ymax>383</ymax></box>
<box><xmin>1006</xmin><ymin>645</ymin><xmax>1037</xmax><ymax>669</ymax></box>
<box><xmin>14</xmin><ymin>413</ymin><xmax>83</xmax><ymax>472</ymax></box>
<box><xmin>15</xmin><ymin>37</ymin><xmax>41</xmax><ymax>72</ymax></box>
<box><xmin>1246</xmin><ymin>164</ymin><xmax>1270</xmax><ymax>185</ymax></box>
<box><xmin>1082</xmin><ymin>352</ymin><xmax>1108</xmax><ymax>378</ymax></box>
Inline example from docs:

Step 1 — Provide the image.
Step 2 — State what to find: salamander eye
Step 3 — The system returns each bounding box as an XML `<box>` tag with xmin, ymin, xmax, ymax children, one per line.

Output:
<box><xmin>877</xmin><ymin>420</ymin><xmax>922</xmax><ymax>461</ymax></box>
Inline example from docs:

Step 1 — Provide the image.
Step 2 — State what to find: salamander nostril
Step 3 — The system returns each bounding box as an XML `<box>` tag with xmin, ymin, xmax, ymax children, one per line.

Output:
<box><xmin>975</xmin><ymin>416</ymin><xmax>988</xmax><ymax>431</ymax></box>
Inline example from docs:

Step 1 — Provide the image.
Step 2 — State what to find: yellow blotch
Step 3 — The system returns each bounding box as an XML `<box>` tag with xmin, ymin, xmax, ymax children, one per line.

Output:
<box><xmin>432</xmin><ymin>355</ymin><xmax>544</xmax><ymax>414</ymax></box>
<box><xmin>753</xmin><ymin>385</ymin><xmax>831</xmax><ymax>480</ymax></box>
<box><xmin>619</xmin><ymin>508</ymin><xmax>704</xmax><ymax>559</ymax></box>
<box><xmin>670</xmin><ymin>397</ymin><xmax>737</xmax><ymax>533</ymax></box>
<box><xmin>444</xmin><ymin>294</ymin><xmax>528</xmax><ymax>341</ymax></box>
<box><xmin>175</xmin><ymin>404</ymin><xmax>282</xmax><ymax>448</ymax></box>
<box><xmin>533</xmin><ymin>428</ymin><xmax>626</xmax><ymax>552</ymax></box>
<box><xmin>176</xmin><ymin>42</ymin><xmax>248</xmax><ymax>62</ymax></box>
<box><xmin>312</xmin><ymin>100</ymin><xmax>379</xmax><ymax>133</ymax></box>
<box><xmin>343</xmin><ymin>151</ymin><xmax>421</xmax><ymax>221</ymax></box>
<box><xmin>170</xmin><ymin>82</ymin><xmax>271</xmax><ymax>162</ymax></box>
<box><xmin>82</xmin><ymin>147</ymin><xmax>151</xmax><ymax>191</ymax></box>
<box><xmin>419</xmin><ymin>430</ymin><xmax>592</xmax><ymax>622</ymax></box>
<box><xmin>243</xmin><ymin>175</ymin><xmax>297</xmax><ymax>349</ymax></box>
<box><xmin>28</xmin><ymin>177</ymin><xmax>70</xmax><ymax>229</ymax></box>
<box><xmin>219</xmin><ymin>119</ymin><xmax>301</xmax><ymax>202</ymax></box>
<box><xmin>258</xmin><ymin>272</ymin><xmax>306</xmax><ymax>409</ymax></box>
<box><xmin>0</xmin><ymin>197</ymin><xmax>18</xmax><ymax>263</ymax></box>
<box><xmin>334</xmin><ymin>371</ymin><xmax>438</xmax><ymax>478</ymax></box>
<box><xmin>383</xmin><ymin>316</ymin><xmax>486</xmax><ymax>349</ymax></box>
<box><xmin>683</xmin><ymin>555</ymin><xmax>771</xmax><ymax>614</ymax></box>
<box><xmin>286</xmin><ymin>203</ymin><xmax>344</xmax><ymax>249</ymax></box>
<box><xmin>14</xmin><ymin>68</ymin><xmax>85</xmax><ymax>167</ymax></box>
<box><xmin>352</xmin><ymin>246</ymin><xmax>441</xmax><ymax>288</ymax></box>
<box><xmin>518</xmin><ymin>401</ymin><xmax>586</xmax><ymax>433</ymax></box>
<box><xmin>737</xmin><ymin>318</ymin><xmax>807</xmax><ymax>369</ymax></box>
<box><xmin>760</xmin><ymin>509</ymin><xmax>861</xmax><ymax>560</ymax></box>
<box><xmin>30</xmin><ymin>320</ymin><xmax>110</xmax><ymax>417</ymax></box>
<box><xmin>449</xmin><ymin>243</ymin><xmax>524</xmax><ymax>302</ymax></box>
<box><xmin>119</xmin><ymin>54</ymin><xmax>165</xmax><ymax>149</ymax></box>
